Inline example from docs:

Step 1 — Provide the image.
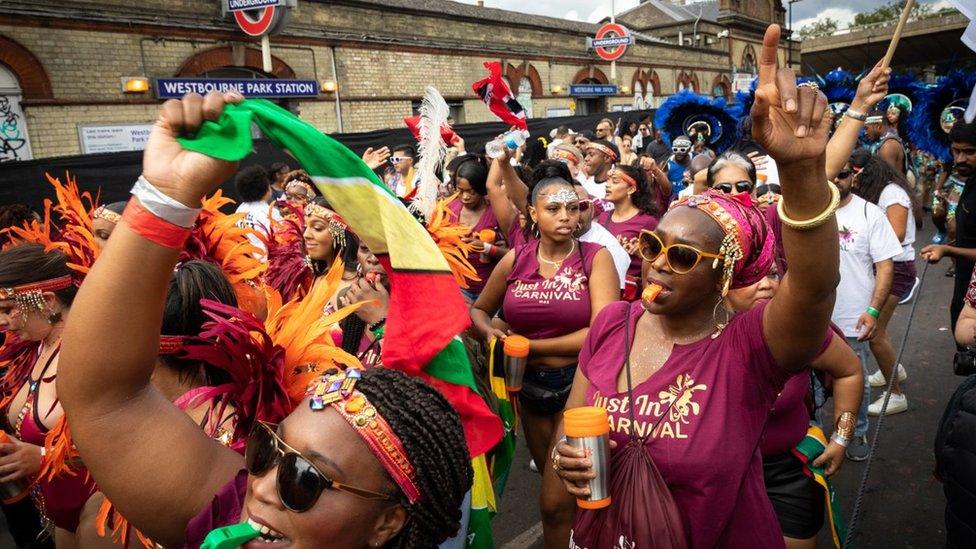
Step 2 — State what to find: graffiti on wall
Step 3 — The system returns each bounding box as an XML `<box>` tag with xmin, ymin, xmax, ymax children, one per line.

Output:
<box><xmin>0</xmin><ymin>96</ymin><xmax>30</xmax><ymax>162</ymax></box>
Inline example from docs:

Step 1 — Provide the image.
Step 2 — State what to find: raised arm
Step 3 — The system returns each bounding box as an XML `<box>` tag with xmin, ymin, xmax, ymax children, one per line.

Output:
<box><xmin>487</xmin><ymin>157</ymin><xmax>517</xmax><ymax>236</ymax></box>
<box><xmin>496</xmin><ymin>154</ymin><xmax>530</xmax><ymax>215</ymax></box>
<box><xmin>751</xmin><ymin>25</ymin><xmax>840</xmax><ymax>371</ymax></box>
<box><xmin>825</xmin><ymin>61</ymin><xmax>889</xmax><ymax>180</ymax></box>
<box><xmin>57</xmin><ymin>92</ymin><xmax>244</xmax><ymax>546</ymax></box>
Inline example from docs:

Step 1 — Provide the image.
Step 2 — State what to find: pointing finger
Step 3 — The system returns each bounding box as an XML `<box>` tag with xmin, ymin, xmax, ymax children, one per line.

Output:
<box><xmin>757</xmin><ymin>24</ymin><xmax>782</xmax><ymax>88</ymax></box>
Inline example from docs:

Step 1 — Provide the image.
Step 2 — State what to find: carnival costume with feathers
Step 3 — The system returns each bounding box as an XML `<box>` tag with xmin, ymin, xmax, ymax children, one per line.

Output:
<box><xmin>411</xmin><ymin>86</ymin><xmax>479</xmax><ymax>289</ymax></box>
<box><xmin>909</xmin><ymin>70</ymin><xmax>976</xmax><ymax>162</ymax></box>
<box><xmin>260</xmin><ymin>201</ymin><xmax>315</xmax><ymax>303</ymax></box>
<box><xmin>179</xmin><ymin>191</ymin><xmax>269</xmax><ymax>317</ymax></box>
<box><xmin>654</xmin><ymin>90</ymin><xmax>740</xmax><ymax>153</ymax></box>
<box><xmin>98</xmin><ymin>259</ymin><xmax>365</xmax><ymax>547</ymax></box>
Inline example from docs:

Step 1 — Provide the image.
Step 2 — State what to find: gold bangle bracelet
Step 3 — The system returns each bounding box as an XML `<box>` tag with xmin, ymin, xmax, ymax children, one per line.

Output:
<box><xmin>777</xmin><ymin>182</ymin><xmax>840</xmax><ymax>231</ymax></box>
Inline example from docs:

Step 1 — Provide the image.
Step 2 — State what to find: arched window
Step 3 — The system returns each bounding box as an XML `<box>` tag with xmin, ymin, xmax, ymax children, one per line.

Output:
<box><xmin>633</xmin><ymin>81</ymin><xmax>645</xmax><ymax>110</ymax></box>
<box><xmin>0</xmin><ymin>64</ymin><xmax>32</xmax><ymax>162</ymax></box>
<box><xmin>518</xmin><ymin>77</ymin><xmax>534</xmax><ymax>119</ymax></box>
<box><xmin>741</xmin><ymin>44</ymin><xmax>758</xmax><ymax>75</ymax></box>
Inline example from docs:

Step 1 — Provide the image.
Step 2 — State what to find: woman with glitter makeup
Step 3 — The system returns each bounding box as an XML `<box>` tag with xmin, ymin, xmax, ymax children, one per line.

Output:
<box><xmin>470</xmin><ymin>175</ymin><xmax>619</xmax><ymax>547</ymax></box>
<box><xmin>552</xmin><ymin>26</ymin><xmax>843</xmax><ymax>548</ymax></box>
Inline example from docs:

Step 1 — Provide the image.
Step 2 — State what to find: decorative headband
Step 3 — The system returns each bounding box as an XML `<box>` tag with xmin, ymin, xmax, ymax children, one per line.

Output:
<box><xmin>0</xmin><ymin>275</ymin><xmax>74</xmax><ymax>312</ymax></box>
<box><xmin>306</xmin><ymin>369</ymin><xmax>421</xmax><ymax>504</ymax></box>
<box><xmin>93</xmin><ymin>206</ymin><xmax>122</xmax><ymax>225</ymax></box>
<box><xmin>304</xmin><ymin>203</ymin><xmax>349</xmax><ymax>249</ymax></box>
<box><xmin>158</xmin><ymin>335</ymin><xmax>186</xmax><ymax>356</ymax></box>
<box><xmin>865</xmin><ymin>116</ymin><xmax>883</xmax><ymax>124</ymax></box>
<box><xmin>546</xmin><ymin>188</ymin><xmax>580</xmax><ymax>205</ymax></box>
<box><xmin>669</xmin><ymin>194</ymin><xmax>744</xmax><ymax>296</ymax></box>
<box><xmin>610</xmin><ymin>169</ymin><xmax>637</xmax><ymax>188</ymax></box>
<box><xmin>587</xmin><ymin>143</ymin><xmax>618</xmax><ymax>162</ymax></box>
<box><xmin>552</xmin><ymin>149</ymin><xmax>581</xmax><ymax>165</ymax></box>
<box><xmin>286</xmin><ymin>180</ymin><xmax>315</xmax><ymax>198</ymax></box>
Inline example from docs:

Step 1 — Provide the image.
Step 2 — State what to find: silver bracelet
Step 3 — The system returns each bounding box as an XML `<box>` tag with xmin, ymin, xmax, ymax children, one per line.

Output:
<box><xmin>830</xmin><ymin>432</ymin><xmax>851</xmax><ymax>448</ymax></box>
<box><xmin>130</xmin><ymin>175</ymin><xmax>202</xmax><ymax>228</ymax></box>
<box><xmin>844</xmin><ymin>108</ymin><xmax>868</xmax><ymax>122</ymax></box>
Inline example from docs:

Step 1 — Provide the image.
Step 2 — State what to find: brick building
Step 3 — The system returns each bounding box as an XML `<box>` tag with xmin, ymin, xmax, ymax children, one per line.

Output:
<box><xmin>0</xmin><ymin>0</ymin><xmax>787</xmax><ymax>161</ymax></box>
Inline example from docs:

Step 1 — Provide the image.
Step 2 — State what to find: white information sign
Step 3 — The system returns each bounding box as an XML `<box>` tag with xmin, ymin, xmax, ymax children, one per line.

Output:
<box><xmin>78</xmin><ymin>123</ymin><xmax>153</xmax><ymax>154</ymax></box>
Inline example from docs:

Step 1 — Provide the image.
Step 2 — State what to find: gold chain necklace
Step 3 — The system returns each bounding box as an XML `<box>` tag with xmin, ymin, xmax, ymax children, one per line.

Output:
<box><xmin>537</xmin><ymin>240</ymin><xmax>576</xmax><ymax>268</ymax></box>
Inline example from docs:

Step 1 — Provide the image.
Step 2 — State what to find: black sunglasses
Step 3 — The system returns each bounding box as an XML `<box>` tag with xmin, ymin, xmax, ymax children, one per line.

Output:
<box><xmin>836</xmin><ymin>170</ymin><xmax>852</xmax><ymax>179</ymax></box>
<box><xmin>755</xmin><ymin>183</ymin><xmax>782</xmax><ymax>196</ymax></box>
<box><xmin>245</xmin><ymin>422</ymin><xmax>397</xmax><ymax>512</ymax></box>
<box><xmin>713</xmin><ymin>181</ymin><xmax>753</xmax><ymax>194</ymax></box>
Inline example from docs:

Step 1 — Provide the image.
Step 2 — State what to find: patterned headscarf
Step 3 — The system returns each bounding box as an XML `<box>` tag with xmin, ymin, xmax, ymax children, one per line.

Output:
<box><xmin>669</xmin><ymin>190</ymin><xmax>774</xmax><ymax>294</ymax></box>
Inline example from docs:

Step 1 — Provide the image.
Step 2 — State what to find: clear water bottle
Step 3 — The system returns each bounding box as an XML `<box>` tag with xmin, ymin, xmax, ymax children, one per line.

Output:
<box><xmin>485</xmin><ymin>130</ymin><xmax>529</xmax><ymax>159</ymax></box>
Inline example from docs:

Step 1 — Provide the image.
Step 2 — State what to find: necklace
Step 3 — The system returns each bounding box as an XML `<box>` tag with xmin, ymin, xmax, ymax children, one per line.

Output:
<box><xmin>537</xmin><ymin>240</ymin><xmax>576</xmax><ymax>268</ymax></box>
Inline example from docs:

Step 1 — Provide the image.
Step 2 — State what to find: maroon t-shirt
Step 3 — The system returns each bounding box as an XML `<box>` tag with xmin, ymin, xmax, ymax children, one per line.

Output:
<box><xmin>503</xmin><ymin>240</ymin><xmax>600</xmax><ymax>341</ymax></box>
<box><xmin>446</xmin><ymin>197</ymin><xmax>504</xmax><ymax>294</ymax></box>
<box><xmin>184</xmin><ymin>469</ymin><xmax>247</xmax><ymax>548</ymax></box>
<box><xmin>579</xmin><ymin>300</ymin><xmax>790</xmax><ymax>548</ymax></box>
<box><xmin>760</xmin><ymin>372</ymin><xmax>810</xmax><ymax>456</ymax></box>
<box><xmin>761</xmin><ymin>326</ymin><xmax>837</xmax><ymax>456</ymax></box>
<box><xmin>596</xmin><ymin>210</ymin><xmax>658</xmax><ymax>280</ymax></box>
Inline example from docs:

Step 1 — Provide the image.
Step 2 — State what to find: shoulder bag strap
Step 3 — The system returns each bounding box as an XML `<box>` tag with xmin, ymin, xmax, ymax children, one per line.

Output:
<box><xmin>622</xmin><ymin>307</ymin><xmax>678</xmax><ymax>444</ymax></box>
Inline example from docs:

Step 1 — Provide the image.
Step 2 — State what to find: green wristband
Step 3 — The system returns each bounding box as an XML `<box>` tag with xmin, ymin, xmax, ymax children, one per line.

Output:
<box><xmin>866</xmin><ymin>307</ymin><xmax>881</xmax><ymax>319</ymax></box>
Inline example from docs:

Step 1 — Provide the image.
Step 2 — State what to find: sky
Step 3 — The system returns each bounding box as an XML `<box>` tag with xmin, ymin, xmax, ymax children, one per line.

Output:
<box><xmin>454</xmin><ymin>0</ymin><xmax>954</xmax><ymax>32</ymax></box>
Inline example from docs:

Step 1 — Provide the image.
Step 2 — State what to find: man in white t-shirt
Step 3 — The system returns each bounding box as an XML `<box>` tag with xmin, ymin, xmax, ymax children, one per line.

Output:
<box><xmin>234</xmin><ymin>165</ymin><xmax>284</xmax><ymax>254</ymax></box>
<box><xmin>830</xmin><ymin>167</ymin><xmax>903</xmax><ymax>462</ymax></box>
<box><xmin>572</xmin><ymin>182</ymin><xmax>629</xmax><ymax>289</ymax></box>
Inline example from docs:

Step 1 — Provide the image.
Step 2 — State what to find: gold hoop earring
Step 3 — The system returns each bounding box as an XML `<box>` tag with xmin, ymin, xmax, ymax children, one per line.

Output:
<box><xmin>711</xmin><ymin>296</ymin><xmax>730</xmax><ymax>338</ymax></box>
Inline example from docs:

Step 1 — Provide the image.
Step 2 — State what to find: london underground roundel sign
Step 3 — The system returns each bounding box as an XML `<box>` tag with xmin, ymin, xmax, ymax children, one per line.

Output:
<box><xmin>592</xmin><ymin>23</ymin><xmax>633</xmax><ymax>62</ymax></box>
<box><xmin>227</xmin><ymin>0</ymin><xmax>291</xmax><ymax>37</ymax></box>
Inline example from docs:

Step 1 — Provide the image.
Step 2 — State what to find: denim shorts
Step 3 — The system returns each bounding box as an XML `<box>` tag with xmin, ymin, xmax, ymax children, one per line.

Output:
<box><xmin>518</xmin><ymin>364</ymin><xmax>577</xmax><ymax>416</ymax></box>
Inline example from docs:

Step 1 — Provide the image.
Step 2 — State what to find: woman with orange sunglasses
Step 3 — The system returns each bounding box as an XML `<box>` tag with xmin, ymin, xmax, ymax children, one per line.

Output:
<box><xmin>552</xmin><ymin>25</ymin><xmax>843</xmax><ymax>548</ymax></box>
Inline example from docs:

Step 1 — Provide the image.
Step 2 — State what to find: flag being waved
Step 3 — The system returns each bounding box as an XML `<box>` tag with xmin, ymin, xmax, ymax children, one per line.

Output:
<box><xmin>175</xmin><ymin>99</ymin><xmax>503</xmax><ymax>458</ymax></box>
<box><xmin>472</xmin><ymin>61</ymin><xmax>528</xmax><ymax>131</ymax></box>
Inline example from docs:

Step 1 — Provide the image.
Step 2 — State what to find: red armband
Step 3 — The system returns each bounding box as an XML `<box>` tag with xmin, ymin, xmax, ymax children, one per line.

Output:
<box><xmin>122</xmin><ymin>199</ymin><xmax>192</xmax><ymax>249</ymax></box>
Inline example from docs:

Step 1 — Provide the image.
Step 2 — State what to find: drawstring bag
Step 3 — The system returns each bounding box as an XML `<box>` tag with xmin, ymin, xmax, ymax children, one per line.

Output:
<box><xmin>569</xmin><ymin>308</ymin><xmax>689</xmax><ymax>549</ymax></box>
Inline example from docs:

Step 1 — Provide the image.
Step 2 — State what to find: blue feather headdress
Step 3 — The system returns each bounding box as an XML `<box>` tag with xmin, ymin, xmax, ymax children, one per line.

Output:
<box><xmin>654</xmin><ymin>90</ymin><xmax>741</xmax><ymax>153</ymax></box>
<box><xmin>908</xmin><ymin>70</ymin><xmax>976</xmax><ymax>162</ymax></box>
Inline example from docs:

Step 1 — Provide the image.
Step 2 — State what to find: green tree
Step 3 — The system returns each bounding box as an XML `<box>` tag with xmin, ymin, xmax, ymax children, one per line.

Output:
<box><xmin>798</xmin><ymin>17</ymin><xmax>839</xmax><ymax>39</ymax></box>
<box><xmin>853</xmin><ymin>0</ymin><xmax>933</xmax><ymax>26</ymax></box>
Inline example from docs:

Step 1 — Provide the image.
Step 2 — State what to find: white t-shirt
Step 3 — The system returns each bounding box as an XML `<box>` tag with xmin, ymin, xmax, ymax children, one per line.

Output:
<box><xmin>580</xmin><ymin>222</ymin><xmax>628</xmax><ymax>290</ymax></box>
<box><xmin>759</xmin><ymin>156</ymin><xmax>780</xmax><ymax>186</ymax></box>
<box><xmin>877</xmin><ymin>183</ymin><xmax>916</xmax><ymax>261</ymax></box>
<box><xmin>236</xmin><ymin>200</ymin><xmax>283</xmax><ymax>253</ymax></box>
<box><xmin>579</xmin><ymin>174</ymin><xmax>607</xmax><ymax>201</ymax></box>
<box><xmin>831</xmin><ymin>195</ymin><xmax>903</xmax><ymax>337</ymax></box>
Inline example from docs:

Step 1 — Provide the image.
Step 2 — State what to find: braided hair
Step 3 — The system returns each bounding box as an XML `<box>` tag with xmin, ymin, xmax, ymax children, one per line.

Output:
<box><xmin>355</xmin><ymin>367</ymin><xmax>473</xmax><ymax>548</ymax></box>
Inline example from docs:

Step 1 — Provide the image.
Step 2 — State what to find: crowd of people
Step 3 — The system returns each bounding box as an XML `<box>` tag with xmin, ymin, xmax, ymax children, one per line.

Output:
<box><xmin>0</xmin><ymin>22</ymin><xmax>975</xmax><ymax>549</ymax></box>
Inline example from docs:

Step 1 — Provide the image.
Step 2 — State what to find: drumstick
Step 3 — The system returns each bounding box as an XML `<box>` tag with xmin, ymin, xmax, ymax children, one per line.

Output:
<box><xmin>881</xmin><ymin>0</ymin><xmax>915</xmax><ymax>71</ymax></box>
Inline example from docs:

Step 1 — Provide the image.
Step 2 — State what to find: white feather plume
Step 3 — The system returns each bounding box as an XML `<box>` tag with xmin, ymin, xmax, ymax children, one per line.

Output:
<box><xmin>411</xmin><ymin>86</ymin><xmax>450</xmax><ymax>220</ymax></box>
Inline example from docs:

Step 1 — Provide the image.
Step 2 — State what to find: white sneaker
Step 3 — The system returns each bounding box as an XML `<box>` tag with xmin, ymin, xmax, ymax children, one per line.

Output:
<box><xmin>868</xmin><ymin>364</ymin><xmax>908</xmax><ymax>388</ymax></box>
<box><xmin>868</xmin><ymin>391</ymin><xmax>908</xmax><ymax>416</ymax></box>
<box><xmin>529</xmin><ymin>459</ymin><xmax>538</xmax><ymax>472</ymax></box>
